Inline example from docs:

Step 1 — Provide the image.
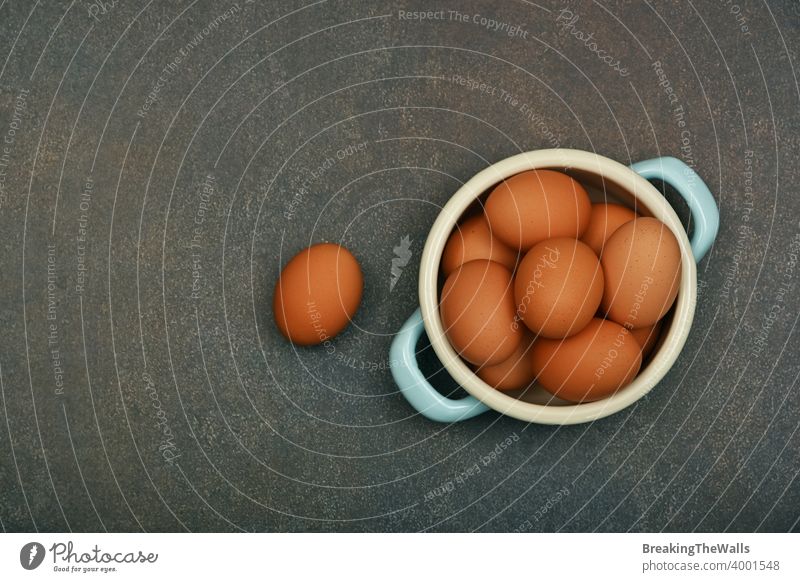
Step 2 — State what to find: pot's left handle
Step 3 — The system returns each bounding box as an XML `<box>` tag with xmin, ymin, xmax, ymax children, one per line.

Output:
<box><xmin>390</xmin><ymin>308</ymin><xmax>490</xmax><ymax>422</ymax></box>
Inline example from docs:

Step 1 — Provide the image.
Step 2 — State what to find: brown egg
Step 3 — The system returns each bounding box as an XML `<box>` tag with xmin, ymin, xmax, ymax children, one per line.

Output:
<box><xmin>531</xmin><ymin>318</ymin><xmax>642</xmax><ymax>402</ymax></box>
<box><xmin>476</xmin><ymin>332</ymin><xmax>536</xmax><ymax>391</ymax></box>
<box><xmin>440</xmin><ymin>259</ymin><xmax>522</xmax><ymax>366</ymax></box>
<box><xmin>485</xmin><ymin>169</ymin><xmax>591</xmax><ymax>251</ymax></box>
<box><xmin>601</xmin><ymin>217</ymin><xmax>682</xmax><ymax>328</ymax></box>
<box><xmin>441</xmin><ymin>215</ymin><xmax>518</xmax><ymax>276</ymax></box>
<box><xmin>514</xmin><ymin>237</ymin><xmax>604</xmax><ymax>339</ymax></box>
<box><xmin>630</xmin><ymin>320</ymin><xmax>663</xmax><ymax>358</ymax></box>
<box><xmin>273</xmin><ymin>243</ymin><xmax>363</xmax><ymax>345</ymax></box>
<box><xmin>581</xmin><ymin>203</ymin><xmax>637</xmax><ymax>256</ymax></box>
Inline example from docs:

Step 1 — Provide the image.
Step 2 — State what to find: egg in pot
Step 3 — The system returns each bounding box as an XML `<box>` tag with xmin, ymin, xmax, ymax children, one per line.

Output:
<box><xmin>581</xmin><ymin>203</ymin><xmax>637</xmax><ymax>256</ymax></box>
<box><xmin>485</xmin><ymin>169</ymin><xmax>592</xmax><ymax>251</ymax></box>
<box><xmin>475</xmin><ymin>332</ymin><xmax>536</xmax><ymax>391</ymax></box>
<box><xmin>630</xmin><ymin>320</ymin><xmax>663</xmax><ymax>358</ymax></box>
<box><xmin>441</xmin><ymin>214</ymin><xmax>518</xmax><ymax>276</ymax></box>
<box><xmin>514</xmin><ymin>237</ymin><xmax>604</xmax><ymax>339</ymax></box>
<box><xmin>439</xmin><ymin>259</ymin><xmax>522</xmax><ymax>366</ymax></box>
<box><xmin>601</xmin><ymin>217</ymin><xmax>682</xmax><ymax>328</ymax></box>
<box><xmin>531</xmin><ymin>318</ymin><xmax>642</xmax><ymax>402</ymax></box>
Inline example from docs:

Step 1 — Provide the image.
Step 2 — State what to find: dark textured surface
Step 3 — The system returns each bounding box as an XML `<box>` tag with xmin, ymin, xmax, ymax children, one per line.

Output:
<box><xmin>0</xmin><ymin>0</ymin><xmax>798</xmax><ymax>532</ymax></box>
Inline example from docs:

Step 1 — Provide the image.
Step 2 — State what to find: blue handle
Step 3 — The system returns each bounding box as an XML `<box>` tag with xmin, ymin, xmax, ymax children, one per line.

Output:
<box><xmin>390</xmin><ymin>308</ymin><xmax>490</xmax><ymax>423</ymax></box>
<box><xmin>629</xmin><ymin>156</ymin><xmax>719</xmax><ymax>261</ymax></box>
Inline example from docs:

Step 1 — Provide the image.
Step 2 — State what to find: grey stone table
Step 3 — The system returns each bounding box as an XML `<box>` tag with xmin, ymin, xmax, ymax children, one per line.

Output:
<box><xmin>0</xmin><ymin>0</ymin><xmax>797</xmax><ymax>532</ymax></box>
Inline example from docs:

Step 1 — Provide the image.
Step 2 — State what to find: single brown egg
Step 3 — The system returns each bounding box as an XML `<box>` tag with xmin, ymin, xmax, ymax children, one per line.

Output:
<box><xmin>531</xmin><ymin>318</ymin><xmax>642</xmax><ymax>402</ymax></box>
<box><xmin>514</xmin><ymin>237</ymin><xmax>604</xmax><ymax>339</ymax></box>
<box><xmin>273</xmin><ymin>243</ymin><xmax>363</xmax><ymax>345</ymax></box>
<box><xmin>630</xmin><ymin>320</ymin><xmax>663</xmax><ymax>358</ymax></box>
<box><xmin>601</xmin><ymin>217</ymin><xmax>682</xmax><ymax>329</ymax></box>
<box><xmin>485</xmin><ymin>169</ymin><xmax>591</xmax><ymax>251</ymax></box>
<box><xmin>441</xmin><ymin>215</ymin><xmax>518</xmax><ymax>276</ymax></box>
<box><xmin>475</xmin><ymin>332</ymin><xmax>536</xmax><ymax>391</ymax></box>
<box><xmin>581</xmin><ymin>203</ymin><xmax>637</xmax><ymax>256</ymax></box>
<box><xmin>440</xmin><ymin>259</ymin><xmax>522</xmax><ymax>366</ymax></box>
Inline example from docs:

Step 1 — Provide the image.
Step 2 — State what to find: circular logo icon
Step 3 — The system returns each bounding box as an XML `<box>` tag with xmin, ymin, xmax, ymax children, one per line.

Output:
<box><xmin>20</xmin><ymin>542</ymin><xmax>45</xmax><ymax>570</ymax></box>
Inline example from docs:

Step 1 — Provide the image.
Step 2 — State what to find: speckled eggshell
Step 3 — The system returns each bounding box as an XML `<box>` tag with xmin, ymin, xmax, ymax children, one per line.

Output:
<box><xmin>439</xmin><ymin>259</ymin><xmax>522</xmax><ymax>366</ymax></box>
<box><xmin>514</xmin><ymin>237</ymin><xmax>604</xmax><ymax>339</ymax></box>
<box><xmin>601</xmin><ymin>217</ymin><xmax>682</xmax><ymax>329</ymax></box>
<box><xmin>630</xmin><ymin>320</ymin><xmax>663</xmax><ymax>358</ymax></box>
<box><xmin>531</xmin><ymin>318</ymin><xmax>642</xmax><ymax>402</ymax></box>
<box><xmin>581</xmin><ymin>203</ymin><xmax>637</xmax><ymax>256</ymax></box>
<box><xmin>273</xmin><ymin>243</ymin><xmax>363</xmax><ymax>346</ymax></box>
<box><xmin>485</xmin><ymin>170</ymin><xmax>592</xmax><ymax>251</ymax></box>
<box><xmin>475</xmin><ymin>332</ymin><xmax>536</xmax><ymax>391</ymax></box>
<box><xmin>441</xmin><ymin>215</ymin><xmax>518</xmax><ymax>276</ymax></box>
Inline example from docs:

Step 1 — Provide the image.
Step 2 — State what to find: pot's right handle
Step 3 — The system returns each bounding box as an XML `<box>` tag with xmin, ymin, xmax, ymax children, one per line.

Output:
<box><xmin>630</xmin><ymin>156</ymin><xmax>719</xmax><ymax>261</ymax></box>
